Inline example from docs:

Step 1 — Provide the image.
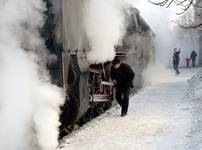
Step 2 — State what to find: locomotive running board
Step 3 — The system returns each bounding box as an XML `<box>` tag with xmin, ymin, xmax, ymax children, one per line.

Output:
<box><xmin>90</xmin><ymin>94</ymin><xmax>111</xmax><ymax>102</ymax></box>
<box><xmin>101</xmin><ymin>81</ymin><xmax>114</xmax><ymax>86</ymax></box>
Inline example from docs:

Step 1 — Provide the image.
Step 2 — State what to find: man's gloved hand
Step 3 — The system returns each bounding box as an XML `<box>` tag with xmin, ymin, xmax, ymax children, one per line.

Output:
<box><xmin>112</xmin><ymin>80</ymin><xmax>117</xmax><ymax>86</ymax></box>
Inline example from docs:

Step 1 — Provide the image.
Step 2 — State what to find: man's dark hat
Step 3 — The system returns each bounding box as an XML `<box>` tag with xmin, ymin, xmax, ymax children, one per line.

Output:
<box><xmin>112</xmin><ymin>57</ymin><xmax>121</xmax><ymax>65</ymax></box>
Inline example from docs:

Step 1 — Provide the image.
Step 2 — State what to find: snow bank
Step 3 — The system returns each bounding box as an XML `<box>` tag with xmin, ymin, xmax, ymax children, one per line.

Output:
<box><xmin>188</xmin><ymin>69</ymin><xmax>202</xmax><ymax>99</ymax></box>
<box><xmin>186</xmin><ymin>69</ymin><xmax>202</xmax><ymax>149</ymax></box>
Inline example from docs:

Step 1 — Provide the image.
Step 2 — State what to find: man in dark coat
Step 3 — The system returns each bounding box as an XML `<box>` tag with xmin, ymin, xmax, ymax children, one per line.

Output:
<box><xmin>190</xmin><ymin>50</ymin><xmax>197</xmax><ymax>67</ymax></box>
<box><xmin>173</xmin><ymin>48</ymin><xmax>180</xmax><ymax>74</ymax></box>
<box><xmin>110</xmin><ymin>57</ymin><xmax>135</xmax><ymax>117</ymax></box>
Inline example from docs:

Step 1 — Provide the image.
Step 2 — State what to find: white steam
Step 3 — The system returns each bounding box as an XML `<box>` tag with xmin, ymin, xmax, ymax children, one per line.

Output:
<box><xmin>142</xmin><ymin>63</ymin><xmax>177</xmax><ymax>85</ymax></box>
<box><xmin>83</xmin><ymin>0</ymin><xmax>129</xmax><ymax>64</ymax></box>
<box><xmin>0</xmin><ymin>1</ymin><xmax>64</xmax><ymax>150</ymax></box>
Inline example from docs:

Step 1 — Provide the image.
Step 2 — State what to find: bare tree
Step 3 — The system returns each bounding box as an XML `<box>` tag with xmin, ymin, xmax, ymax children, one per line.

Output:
<box><xmin>148</xmin><ymin>0</ymin><xmax>200</xmax><ymax>15</ymax></box>
<box><xmin>149</xmin><ymin>0</ymin><xmax>202</xmax><ymax>29</ymax></box>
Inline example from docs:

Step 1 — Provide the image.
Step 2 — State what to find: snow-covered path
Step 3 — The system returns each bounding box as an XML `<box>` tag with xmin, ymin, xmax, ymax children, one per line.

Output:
<box><xmin>59</xmin><ymin>68</ymin><xmax>202</xmax><ymax>150</ymax></box>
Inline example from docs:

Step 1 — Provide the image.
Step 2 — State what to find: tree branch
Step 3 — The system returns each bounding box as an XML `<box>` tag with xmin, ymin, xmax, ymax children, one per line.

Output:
<box><xmin>148</xmin><ymin>0</ymin><xmax>196</xmax><ymax>14</ymax></box>
<box><xmin>171</xmin><ymin>20</ymin><xmax>202</xmax><ymax>29</ymax></box>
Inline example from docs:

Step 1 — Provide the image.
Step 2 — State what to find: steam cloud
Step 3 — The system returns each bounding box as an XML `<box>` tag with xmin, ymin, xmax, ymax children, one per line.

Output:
<box><xmin>0</xmin><ymin>0</ymin><xmax>64</xmax><ymax>150</ymax></box>
<box><xmin>83</xmin><ymin>0</ymin><xmax>130</xmax><ymax>64</ymax></box>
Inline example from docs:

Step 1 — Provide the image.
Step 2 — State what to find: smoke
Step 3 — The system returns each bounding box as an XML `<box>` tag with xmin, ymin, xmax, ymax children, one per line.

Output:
<box><xmin>0</xmin><ymin>1</ymin><xmax>64</xmax><ymax>150</ymax></box>
<box><xmin>142</xmin><ymin>63</ymin><xmax>178</xmax><ymax>85</ymax></box>
<box><xmin>83</xmin><ymin>0</ymin><xmax>130</xmax><ymax>64</ymax></box>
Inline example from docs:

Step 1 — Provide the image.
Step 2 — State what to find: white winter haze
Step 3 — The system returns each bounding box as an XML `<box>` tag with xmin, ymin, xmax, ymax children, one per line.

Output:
<box><xmin>129</xmin><ymin>0</ymin><xmax>199</xmax><ymax>67</ymax></box>
<box><xmin>128</xmin><ymin>0</ymin><xmax>200</xmax><ymax>85</ymax></box>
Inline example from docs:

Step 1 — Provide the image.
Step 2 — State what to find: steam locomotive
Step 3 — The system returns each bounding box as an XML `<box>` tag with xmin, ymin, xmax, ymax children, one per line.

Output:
<box><xmin>43</xmin><ymin>0</ymin><xmax>155</xmax><ymax>136</ymax></box>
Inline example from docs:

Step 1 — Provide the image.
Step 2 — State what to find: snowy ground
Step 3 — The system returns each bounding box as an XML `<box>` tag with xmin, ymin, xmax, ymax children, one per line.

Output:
<box><xmin>58</xmin><ymin>67</ymin><xmax>202</xmax><ymax>150</ymax></box>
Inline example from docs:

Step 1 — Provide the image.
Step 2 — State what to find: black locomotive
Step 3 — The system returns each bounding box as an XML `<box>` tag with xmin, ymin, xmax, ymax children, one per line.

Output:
<box><xmin>43</xmin><ymin>0</ymin><xmax>155</xmax><ymax>137</ymax></box>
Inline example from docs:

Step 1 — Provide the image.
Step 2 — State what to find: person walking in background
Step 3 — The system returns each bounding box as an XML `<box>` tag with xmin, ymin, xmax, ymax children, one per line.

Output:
<box><xmin>173</xmin><ymin>48</ymin><xmax>180</xmax><ymax>74</ymax></box>
<box><xmin>190</xmin><ymin>50</ymin><xmax>197</xmax><ymax>67</ymax></box>
<box><xmin>110</xmin><ymin>57</ymin><xmax>135</xmax><ymax>117</ymax></box>
<box><xmin>186</xmin><ymin>57</ymin><xmax>191</xmax><ymax>68</ymax></box>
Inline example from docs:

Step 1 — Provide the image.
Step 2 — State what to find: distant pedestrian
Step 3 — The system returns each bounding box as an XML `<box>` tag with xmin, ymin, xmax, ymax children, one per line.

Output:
<box><xmin>173</xmin><ymin>48</ymin><xmax>180</xmax><ymax>74</ymax></box>
<box><xmin>190</xmin><ymin>50</ymin><xmax>197</xmax><ymax>67</ymax></box>
<box><xmin>186</xmin><ymin>57</ymin><xmax>191</xmax><ymax>68</ymax></box>
<box><xmin>110</xmin><ymin>57</ymin><xmax>135</xmax><ymax>117</ymax></box>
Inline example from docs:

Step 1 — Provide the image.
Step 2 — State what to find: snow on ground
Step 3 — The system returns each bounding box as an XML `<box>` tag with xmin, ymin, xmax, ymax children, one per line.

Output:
<box><xmin>58</xmin><ymin>67</ymin><xmax>202</xmax><ymax>150</ymax></box>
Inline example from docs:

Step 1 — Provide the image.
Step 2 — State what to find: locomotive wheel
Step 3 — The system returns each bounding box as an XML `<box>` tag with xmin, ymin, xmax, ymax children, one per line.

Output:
<box><xmin>94</xmin><ymin>103</ymin><xmax>105</xmax><ymax>115</ymax></box>
<box><xmin>77</xmin><ymin>108</ymin><xmax>94</xmax><ymax>126</ymax></box>
<box><xmin>104</xmin><ymin>101</ymin><xmax>112</xmax><ymax>109</ymax></box>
